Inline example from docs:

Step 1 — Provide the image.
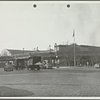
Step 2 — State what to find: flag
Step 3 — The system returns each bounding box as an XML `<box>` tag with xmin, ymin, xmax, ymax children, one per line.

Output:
<box><xmin>73</xmin><ymin>29</ymin><xmax>75</xmax><ymax>37</ymax></box>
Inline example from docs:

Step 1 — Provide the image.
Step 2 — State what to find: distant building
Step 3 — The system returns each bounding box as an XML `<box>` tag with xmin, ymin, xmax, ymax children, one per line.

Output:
<box><xmin>54</xmin><ymin>44</ymin><xmax>100</xmax><ymax>66</ymax></box>
<box><xmin>0</xmin><ymin>49</ymin><xmax>56</xmax><ymax>68</ymax></box>
<box><xmin>0</xmin><ymin>49</ymin><xmax>34</xmax><ymax>67</ymax></box>
<box><xmin>1</xmin><ymin>44</ymin><xmax>100</xmax><ymax>67</ymax></box>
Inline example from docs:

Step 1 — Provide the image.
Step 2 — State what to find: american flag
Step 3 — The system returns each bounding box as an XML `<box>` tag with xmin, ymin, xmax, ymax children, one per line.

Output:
<box><xmin>73</xmin><ymin>29</ymin><xmax>75</xmax><ymax>37</ymax></box>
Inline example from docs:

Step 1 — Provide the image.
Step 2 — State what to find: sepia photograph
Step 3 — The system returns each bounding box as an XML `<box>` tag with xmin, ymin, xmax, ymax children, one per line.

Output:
<box><xmin>0</xmin><ymin>1</ymin><xmax>100</xmax><ymax>98</ymax></box>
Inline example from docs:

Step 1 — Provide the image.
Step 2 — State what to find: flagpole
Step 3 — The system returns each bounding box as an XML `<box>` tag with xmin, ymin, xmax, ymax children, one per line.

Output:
<box><xmin>73</xmin><ymin>29</ymin><xmax>76</xmax><ymax>67</ymax></box>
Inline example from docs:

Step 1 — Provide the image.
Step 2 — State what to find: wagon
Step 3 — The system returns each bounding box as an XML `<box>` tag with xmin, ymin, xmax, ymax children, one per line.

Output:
<box><xmin>27</xmin><ymin>56</ymin><xmax>41</xmax><ymax>71</ymax></box>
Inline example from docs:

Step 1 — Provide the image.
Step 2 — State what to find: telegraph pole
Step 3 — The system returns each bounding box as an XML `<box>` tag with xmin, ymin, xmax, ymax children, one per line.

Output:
<box><xmin>73</xmin><ymin>29</ymin><xmax>76</xmax><ymax>67</ymax></box>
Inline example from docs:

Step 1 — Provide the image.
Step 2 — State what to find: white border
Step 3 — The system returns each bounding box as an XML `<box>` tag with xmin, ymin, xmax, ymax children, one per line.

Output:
<box><xmin>0</xmin><ymin>1</ymin><xmax>100</xmax><ymax>3</ymax></box>
<box><xmin>1</xmin><ymin>97</ymin><xmax>100</xmax><ymax>99</ymax></box>
<box><xmin>0</xmin><ymin>1</ymin><xmax>99</xmax><ymax>99</ymax></box>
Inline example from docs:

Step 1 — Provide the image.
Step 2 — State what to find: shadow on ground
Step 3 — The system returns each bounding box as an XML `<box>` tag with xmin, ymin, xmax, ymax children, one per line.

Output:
<box><xmin>0</xmin><ymin>86</ymin><xmax>34</xmax><ymax>97</ymax></box>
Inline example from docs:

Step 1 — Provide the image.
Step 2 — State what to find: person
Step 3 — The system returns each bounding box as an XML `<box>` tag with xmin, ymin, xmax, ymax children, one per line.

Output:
<box><xmin>86</xmin><ymin>62</ymin><xmax>89</xmax><ymax>67</ymax></box>
<box><xmin>42</xmin><ymin>61</ymin><xmax>47</xmax><ymax>69</ymax></box>
<box><xmin>56</xmin><ymin>59</ymin><xmax>59</xmax><ymax>68</ymax></box>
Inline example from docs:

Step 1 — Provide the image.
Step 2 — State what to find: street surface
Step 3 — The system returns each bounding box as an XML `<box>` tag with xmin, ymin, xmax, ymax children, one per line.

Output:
<box><xmin>0</xmin><ymin>67</ymin><xmax>100</xmax><ymax>96</ymax></box>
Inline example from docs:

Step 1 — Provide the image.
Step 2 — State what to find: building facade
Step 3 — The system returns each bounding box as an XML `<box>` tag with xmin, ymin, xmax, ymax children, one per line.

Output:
<box><xmin>54</xmin><ymin>44</ymin><xmax>100</xmax><ymax>66</ymax></box>
<box><xmin>1</xmin><ymin>44</ymin><xmax>99</xmax><ymax>67</ymax></box>
<box><xmin>0</xmin><ymin>49</ymin><xmax>57</xmax><ymax>68</ymax></box>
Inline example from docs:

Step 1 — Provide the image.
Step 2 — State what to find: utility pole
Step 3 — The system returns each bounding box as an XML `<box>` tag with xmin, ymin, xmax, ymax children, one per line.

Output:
<box><xmin>73</xmin><ymin>29</ymin><xmax>76</xmax><ymax>67</ymax></box>
<box><xmin>54</xmin><ymin>43</ymin><xmax>59</xmax><ymax>68</ymax></box>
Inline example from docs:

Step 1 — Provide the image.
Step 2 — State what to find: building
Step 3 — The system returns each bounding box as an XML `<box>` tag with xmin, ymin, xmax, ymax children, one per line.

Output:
<box><xmin>0</xmin><ymin>49</ymin><xmax>34</xmax><ymax>68</ymax></box>
<box><xmin>0</xmin><ymin>49</ymin><xmax>57</xmax><ymax>68</ymax></box>
<box><xmin>1</xmin><ymin>44</ymin><xmax>100</xmax><ymax>68</ymax></box>
<box><xmin>54</xmin><ymin>44</ymin><xmax>100</xmax><ymax>66</ymax></box>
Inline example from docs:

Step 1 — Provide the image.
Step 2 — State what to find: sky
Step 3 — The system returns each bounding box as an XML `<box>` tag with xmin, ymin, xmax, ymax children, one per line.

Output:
<box><xmin>0</xmin><ymin>1</ymin><xmax>100</xmax><ymax>52</ymax></box>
